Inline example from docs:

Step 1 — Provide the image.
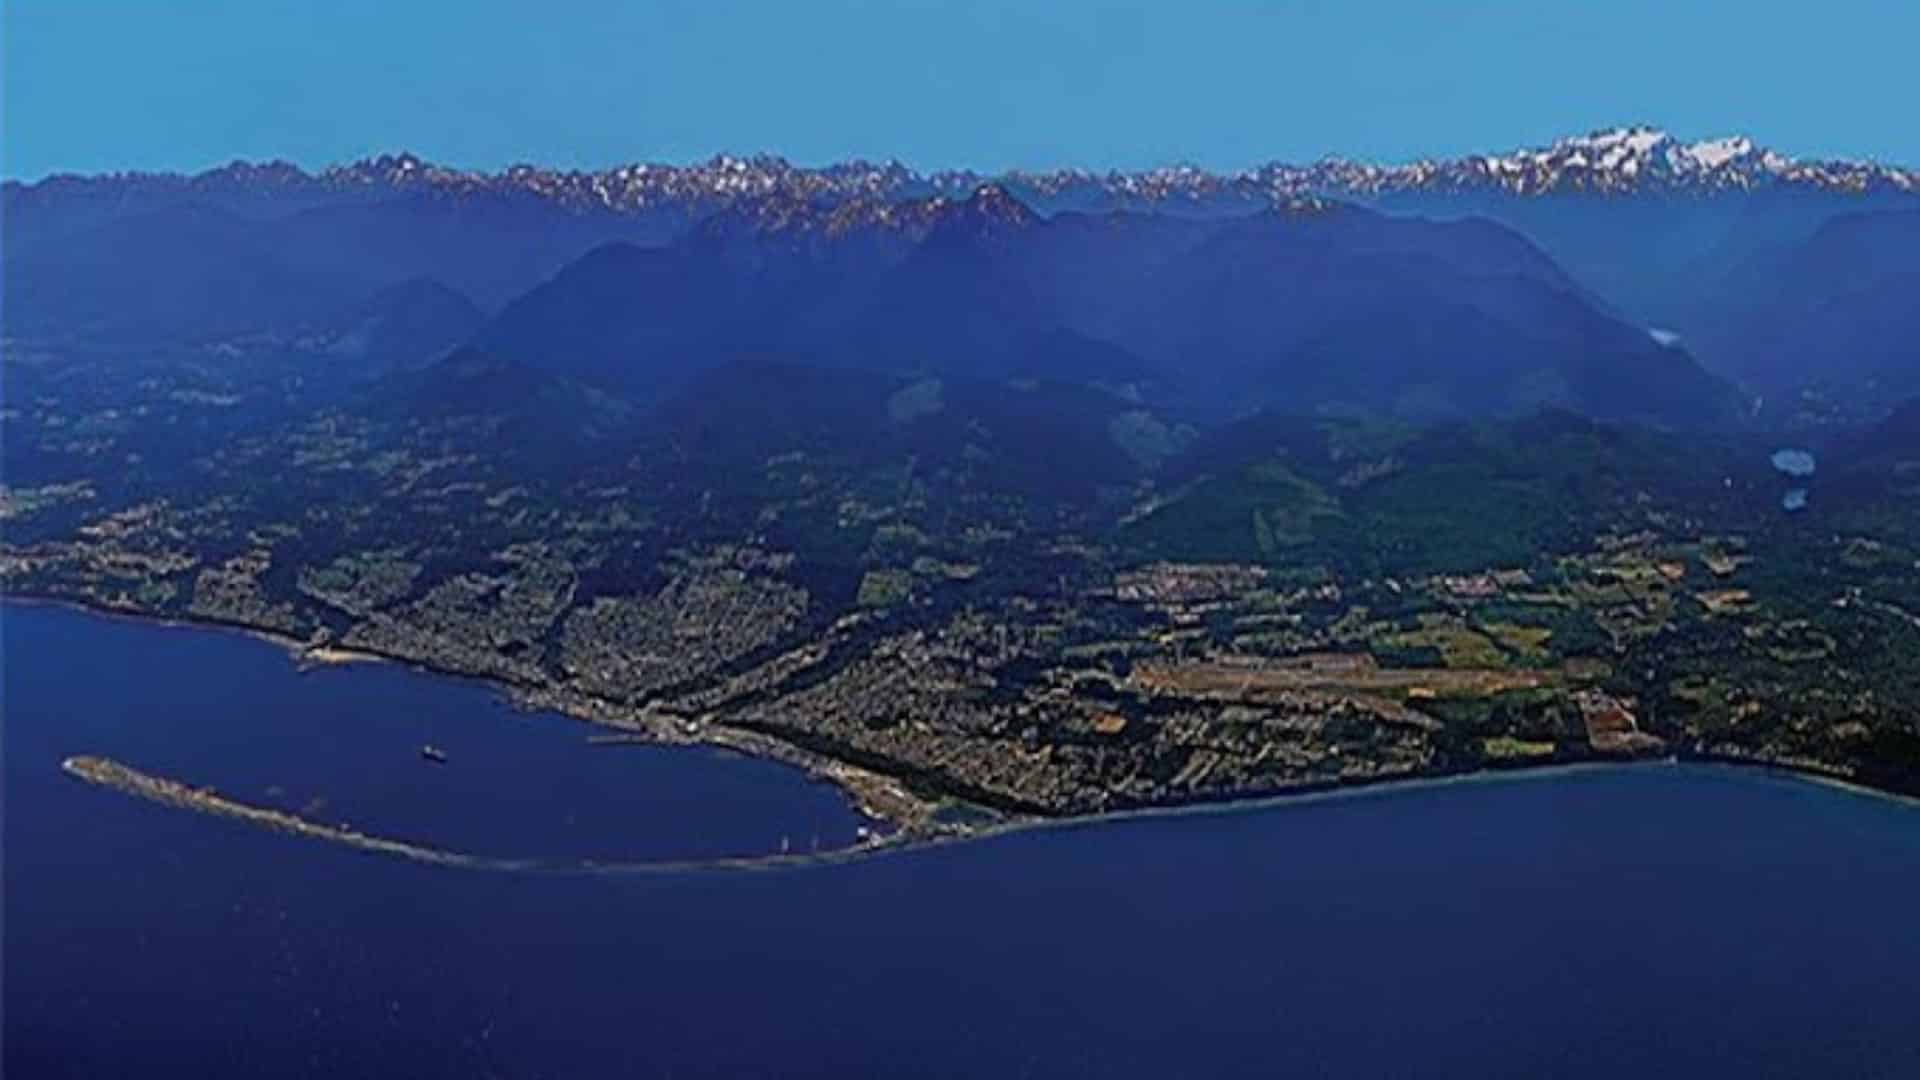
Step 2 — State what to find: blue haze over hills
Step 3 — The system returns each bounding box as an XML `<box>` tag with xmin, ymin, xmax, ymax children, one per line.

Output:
<box><xmin>5</xmin><ymin>126</ymin><xmax>1918</xmax><ymax>430</ymax></box>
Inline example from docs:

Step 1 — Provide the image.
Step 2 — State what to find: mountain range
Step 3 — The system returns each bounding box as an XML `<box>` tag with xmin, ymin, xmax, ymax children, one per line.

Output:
<box><xmin>4</xmin><ymin>127</ymin><xmax>1916</xmax><ymax>429</ymax></box>
<box><xmin>12</xmin><ymin>127</ymin><xmax>1914</xmax><ymax>214</ymax></box>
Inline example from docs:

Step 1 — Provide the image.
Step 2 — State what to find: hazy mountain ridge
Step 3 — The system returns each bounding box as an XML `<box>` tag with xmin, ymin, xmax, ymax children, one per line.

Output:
<box><xmin>464</xmin><ymin>189</ymin><xmax>1739</xmax><ymax>426</ymax></box>
<box><xmin>4</xmin><ymin>129</ymin><xmax>1911</xmax><ymax>423</ymax></box>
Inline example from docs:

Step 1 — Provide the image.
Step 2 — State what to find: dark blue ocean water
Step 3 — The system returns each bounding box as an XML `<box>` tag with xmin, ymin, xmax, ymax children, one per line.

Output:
<box><xmin>6</xmin><ymin>602</ymin><xmax>1920</xmax><ymax>1079</ymax></box>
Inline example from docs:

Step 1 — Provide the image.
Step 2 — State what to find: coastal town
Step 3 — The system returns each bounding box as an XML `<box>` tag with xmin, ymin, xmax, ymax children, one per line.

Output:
<box><xmin>8</xmin><ymin>435</ymin><xmax>1917</xmax><ymax>843</ymax></box>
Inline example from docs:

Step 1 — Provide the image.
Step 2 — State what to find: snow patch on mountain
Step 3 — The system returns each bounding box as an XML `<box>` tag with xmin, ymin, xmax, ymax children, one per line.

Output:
<box><xmin>1683</xmin><ymin>136</ymin><xmax>1754</xmax><ymax>169</ymax></box>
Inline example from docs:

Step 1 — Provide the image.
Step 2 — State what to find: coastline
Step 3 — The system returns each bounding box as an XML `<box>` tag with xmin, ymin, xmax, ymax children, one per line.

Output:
<box><xmin>60</xmin><ymin>746</ymin><xmax>1920</xmax><ymax>880</ymax></box>
<box><xmin>2</xmin><ymin>593</ymin><xmax>396</xmax><ymax>671</ymax></box>
<box><xmin>2</xmin><ymin>591</ymin><xmax>939</xmax><ymax>831</ymax></box>
<box><xmin>14</xmin><ymin>592</ymin><xmax>1920</xmax><ymax>875</ymax></box>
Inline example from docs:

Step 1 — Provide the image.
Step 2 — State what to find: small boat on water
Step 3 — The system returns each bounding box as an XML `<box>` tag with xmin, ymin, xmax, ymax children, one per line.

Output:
<box><xmin>420</xmin><ymin>745</ymin><xmax>448</xmax><ymax>764</ymax></box>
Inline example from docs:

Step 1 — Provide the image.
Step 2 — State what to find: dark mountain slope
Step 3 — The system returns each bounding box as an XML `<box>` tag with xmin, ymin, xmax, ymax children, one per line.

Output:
<box><xmin>1</xmin><ymin>191</ymin><xmax>682</xmax><ymax>345</ymax></box>
<box><xmin>649</xmin><ymin>358</ymin><xmax>1159</xmax><ymax>504</ymax></box>
<box><xmin>473</xmin><ymin>196</ymin><xmax>1739</xmax><ymax>428</ymax></box>
<box><xmin>1124</xmin><ymin>409</ymin><xmax>1759</xmax><ymax>575</ymax></box>
<box><xmin>271</xmin><ymin>193</ymin><xmax>683</xmax><ymax>309</ymax></box>
<box><xmin>356</xmin><ymin>346</ymin><xmax>640</xmax><ymax>460</ymax></box>
<box><xmin>1128</xmin><ymin>209</ymin><xmax>1742</xmax><ymax>424</ymax></box>
<box><xmin>315</xmin><ymin>279</ymin><xmax>487</xmax><ymax>377</ymax></box>
<box><xmin>1855</xmin><ymin>398</ymin><xmax>1920</xmax><ymax>457</ymax></box>
<box><xmin>817</xmin><ymin>195</ymin><xmax>1156</xmax><ymax>385</ymax></box>
<box><xmin>0</xmin><ymin>204</ymin><xmax>372</xmax><ymax>341</ymax></box>
<box><xmin>474</xmin><ymin>241</ymin><xmax>745</xmax><ymax>398</ymax></box>
<box><xmin>1713</xmin><ymin>211</ymin><xmax>1920</xmax><ymax>412</ymax></box>
<box><xmin>477</xmin><ymin>189</ymin><xmax>1159</xmax><ymax>401</ymax></box>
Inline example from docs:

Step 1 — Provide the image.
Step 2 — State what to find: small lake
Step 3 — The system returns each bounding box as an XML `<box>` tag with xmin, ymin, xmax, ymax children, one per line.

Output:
<box><xmin>7</xmin><ymin>602</ymin><xmax>1920</xmax><ymax>1078</ymax></box>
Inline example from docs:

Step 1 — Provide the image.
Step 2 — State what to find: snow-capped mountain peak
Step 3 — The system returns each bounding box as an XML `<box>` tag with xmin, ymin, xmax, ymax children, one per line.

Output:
<box><xmin>1680</xmin><ymin>135</ymin><xmax>1755</xmax><ymax>169</ymax></box>
<box><xmin>1562</xmin><ymin>125</ymin><xmax>1671</xmax><ymax>159</ymax></box>
<box><xmin>1459</xmin><ymin>127</ymin><xmax>1789</xmax><ymax>191</ymax></box>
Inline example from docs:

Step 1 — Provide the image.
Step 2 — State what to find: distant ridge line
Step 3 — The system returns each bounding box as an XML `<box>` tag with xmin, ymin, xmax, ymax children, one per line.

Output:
<box><xmin>10</xmin><ymin>127</ymin><xmax>1917</xmax><ymax>210</ymax></box>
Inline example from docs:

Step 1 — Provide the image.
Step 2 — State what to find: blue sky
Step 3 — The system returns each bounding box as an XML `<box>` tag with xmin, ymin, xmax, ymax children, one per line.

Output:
<box><xmin>5</xmin><ymin>0</ymin><xmax>1916</xmax><ymax>180</ymax></box>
